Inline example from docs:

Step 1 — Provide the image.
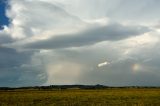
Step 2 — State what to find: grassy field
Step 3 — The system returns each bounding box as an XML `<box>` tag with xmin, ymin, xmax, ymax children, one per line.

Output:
<box><xmin>0</xmin><ymin>88</ymin><xmax>160</xmax><ymax>106</ymax></box>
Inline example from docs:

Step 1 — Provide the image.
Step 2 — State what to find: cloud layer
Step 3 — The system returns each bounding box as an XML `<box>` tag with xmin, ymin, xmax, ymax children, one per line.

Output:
<box><xmin>0</xmin><ymin>0</ymin><xmax>160</xmax><ymax>87</ymax></box>
<box><xmin>23</xmin><ymin>23</ymin><xmax>149</xmax><ymax>49</ymax></box>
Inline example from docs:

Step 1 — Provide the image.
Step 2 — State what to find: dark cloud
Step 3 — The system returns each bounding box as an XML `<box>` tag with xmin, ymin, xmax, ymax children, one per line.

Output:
<box><xmin>0</xmin><ymin>47</ymin><xmax>47</xmax><ymax>87</ymax></box>
<box><xmin>0</xmin><ymin>34</ymin><xmax>13</xmax><ymax>44</ymax></box>
<box><xmin>0</xmin><ymin>29</ymin><xmax>13</xmax><ymax>44</ymax></box>
<box><xmin>0</xmin><ymin>66</ymin><xmax>47</xmax><ymax>87</ymax></box>
<box><xmin>0</xmin><ymin>47</ymin><xmax>31</xmax><ymax>68</ymax></box>
<box><xmin>25</xmin><ymin>23</ymin><xmax>150</xmax><ymax>49</ymax></box>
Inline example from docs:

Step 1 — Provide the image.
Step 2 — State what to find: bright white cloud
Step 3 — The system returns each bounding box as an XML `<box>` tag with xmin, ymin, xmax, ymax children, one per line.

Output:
<box><xmin>98</xmin><ymin>61</ymin><xmax>110</xmax><ymax>67</ymax></box>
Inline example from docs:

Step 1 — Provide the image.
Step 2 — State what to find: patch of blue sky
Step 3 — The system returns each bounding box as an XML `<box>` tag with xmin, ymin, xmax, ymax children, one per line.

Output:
<box><xmin>0</xmin><ymin>0</ymin><xmax>9</xmax><ymax>30</ymax></box>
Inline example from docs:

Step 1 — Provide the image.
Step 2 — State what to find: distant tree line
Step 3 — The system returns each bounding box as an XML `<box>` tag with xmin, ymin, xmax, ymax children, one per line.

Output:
<box><xmin>0</xmin><ymin>85</ymin><xmax>160</xmax><ymax>90</ymax></box>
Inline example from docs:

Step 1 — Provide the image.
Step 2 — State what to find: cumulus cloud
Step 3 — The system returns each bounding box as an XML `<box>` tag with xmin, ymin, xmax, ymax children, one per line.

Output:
<box><xmin>6</xmin><ymin>0</ymin><xmax>84</xmax><ymax>39</ymax></box>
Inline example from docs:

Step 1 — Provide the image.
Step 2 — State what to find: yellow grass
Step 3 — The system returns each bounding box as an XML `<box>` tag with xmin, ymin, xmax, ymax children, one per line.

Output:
<box><xmin>0</xmin><ymin>88</ymin><xmax>160</xmax><ymax>106</ymax></box>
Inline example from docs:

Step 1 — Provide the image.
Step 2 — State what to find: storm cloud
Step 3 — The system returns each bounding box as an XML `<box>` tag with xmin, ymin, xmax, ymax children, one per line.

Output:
<box><xmin>0</xmin><ymin>0</ymin><xmax>160</xmax><ymax>87</ymax></box>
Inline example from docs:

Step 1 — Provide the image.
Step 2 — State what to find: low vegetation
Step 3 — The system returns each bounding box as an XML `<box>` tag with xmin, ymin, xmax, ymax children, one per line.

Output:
<box><xmin>0</xmin><ymin>87</ymin><xmax>160</xmax><ymax>106</ymax></box>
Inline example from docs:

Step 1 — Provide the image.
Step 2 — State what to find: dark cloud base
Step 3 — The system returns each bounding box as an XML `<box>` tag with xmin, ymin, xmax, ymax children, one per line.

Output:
<box><xmin>25</xmin><ymin>23</ymin><xmax>149</xmax><ymax>49</ymax></box>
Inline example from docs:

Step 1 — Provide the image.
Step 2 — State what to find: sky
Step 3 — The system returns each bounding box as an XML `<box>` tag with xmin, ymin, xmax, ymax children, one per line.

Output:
<box><xmin>0</xmin><ymin>0</ymin><xmax>160</xmax><ymax>87</ymax></box>
<box><xmin>0</xmin><ymin>0</ymin><xmax>9</xmax><ymax>29</ymax></box>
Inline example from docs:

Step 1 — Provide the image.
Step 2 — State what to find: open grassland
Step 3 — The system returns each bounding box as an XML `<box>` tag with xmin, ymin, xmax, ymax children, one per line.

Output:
<box><xmin>0</xmin><ymin>88</ymin><xmax>160</xmax><ymax>106</ymax></box>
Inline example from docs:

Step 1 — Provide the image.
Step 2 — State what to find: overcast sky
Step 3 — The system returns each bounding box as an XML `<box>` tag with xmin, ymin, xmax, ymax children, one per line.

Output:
<box><xmin>0</xmin><ymin>0</ymin><xmax>160</xmax><ymax>87</ymax></box>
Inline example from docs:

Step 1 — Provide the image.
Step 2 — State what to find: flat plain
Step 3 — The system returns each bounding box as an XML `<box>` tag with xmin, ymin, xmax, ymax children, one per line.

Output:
<box><xmin>0</xmin><ymin>88</ymin><xmax>160</xmax><ymax>106</ymax></box>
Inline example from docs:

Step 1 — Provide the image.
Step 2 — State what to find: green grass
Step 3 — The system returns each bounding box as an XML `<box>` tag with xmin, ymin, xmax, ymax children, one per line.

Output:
<box><xmin>0</xmin><ymin>88</ymin><xmax>160</xmax><ymax>106</ymax></box>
